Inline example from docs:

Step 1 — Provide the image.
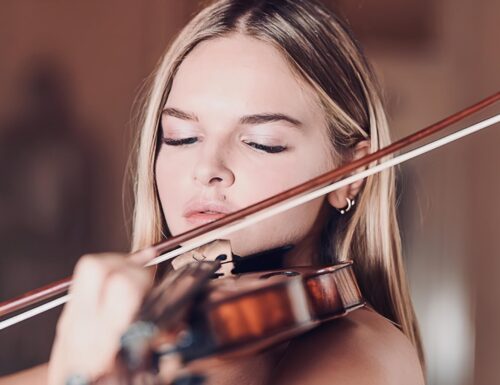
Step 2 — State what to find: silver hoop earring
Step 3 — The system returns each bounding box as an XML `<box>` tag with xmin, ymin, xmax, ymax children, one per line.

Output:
<box><xmin>338</xmin><ymin>197</ymin><xmax>355</xmax><ymax>215</ymax></box>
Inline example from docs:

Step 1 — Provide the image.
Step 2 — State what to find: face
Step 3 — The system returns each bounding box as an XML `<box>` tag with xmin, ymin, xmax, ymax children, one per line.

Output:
<box><xmin>155</xmin><ymin>34</ymin><xmax>336</xmax><ymax>259</ymax></box>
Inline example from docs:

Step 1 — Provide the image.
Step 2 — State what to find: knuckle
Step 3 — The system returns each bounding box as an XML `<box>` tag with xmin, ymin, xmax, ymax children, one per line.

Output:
<box><xmin>71</xmin><ymin>254</ymin><xmax>113</xmax><ymax>295</ymax></box>
<box><xmin>133</xmin><ymin>269</ymin><xmax>154</xmax><ymax>292</ymax></box>
<box><xmin>103</xmin><ymin>273</ymin><xmax>146</xmax><ymax>324</ymax></box>
<box><xmin>106</xmin><ymin>270</ymin><xmax>145</xmax><ymax>302</ymax></box>
<box><xmin>75</xmin><ymin>254</ymin><xmax>103</xmax><ymax>277</ymax></box>
<box><xmin>106</xmin><ymin>271</ymin><xmax>129</xmax><ymax>292</ymax></box>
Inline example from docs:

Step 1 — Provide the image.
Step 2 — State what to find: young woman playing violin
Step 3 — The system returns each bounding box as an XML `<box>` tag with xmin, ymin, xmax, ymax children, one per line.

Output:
<box><xmin>3</xmin><ymin>0</ymin><xmax>426</xmax><ymax>384</ymax></box>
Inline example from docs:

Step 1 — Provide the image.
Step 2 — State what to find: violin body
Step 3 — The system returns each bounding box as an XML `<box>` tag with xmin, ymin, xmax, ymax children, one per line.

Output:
<box><xmin>111</xmin><ymin>260</ymin><xmax>364</xmax><ymax>384</ymax></box>
<box><xmin>181</xmin><ymin>261</ymin><xmax>364</xmax><ymax>362</ymax></box>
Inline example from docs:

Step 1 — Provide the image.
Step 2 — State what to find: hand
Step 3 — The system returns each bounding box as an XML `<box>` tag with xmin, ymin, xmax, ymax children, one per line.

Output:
<box><xmin>47</xmin><ymin>249</ymin><xmax>156</xmax><ymax>385</ymax></box>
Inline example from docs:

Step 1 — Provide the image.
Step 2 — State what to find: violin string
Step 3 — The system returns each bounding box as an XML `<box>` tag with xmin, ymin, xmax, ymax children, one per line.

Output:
<box><xmin>0</xmin><ymin>113</ymin><xmax>498</xmax><ymax>331</ymax></box>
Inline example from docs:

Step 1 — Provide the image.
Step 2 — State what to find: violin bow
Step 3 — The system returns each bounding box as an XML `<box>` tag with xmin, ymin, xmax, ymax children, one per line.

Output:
<box><xmin>1</xmin><ymin>91</ymin><xmax>498</xmax><ymax>331</ymax></box>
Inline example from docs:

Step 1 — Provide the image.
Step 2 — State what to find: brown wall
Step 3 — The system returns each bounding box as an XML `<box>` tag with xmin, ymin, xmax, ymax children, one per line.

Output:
<box><xmin>0</xmin><ymin>0</ymin><xmax>197</xmax><ymax>374</ymax></box>
<box><xmin>364</xmin><ymin>0</ymin><xmax>500</xmax><ymax>384</ymax></box>
<box><xmin>0</xmin><ymin>1</ymin><xmax>498</xmax><ymax>383</ymax></box>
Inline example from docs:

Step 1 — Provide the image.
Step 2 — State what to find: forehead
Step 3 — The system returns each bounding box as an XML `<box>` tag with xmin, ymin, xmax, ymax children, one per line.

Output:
<box><xmin>167</xmin><ymin>34</ymin><xmax>323</xmax><ymax>122</ymax></box>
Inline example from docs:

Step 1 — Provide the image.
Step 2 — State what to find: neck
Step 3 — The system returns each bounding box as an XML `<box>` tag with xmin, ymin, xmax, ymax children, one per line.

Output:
<box><xmin>282</xmin><ymin>229</ymin><xmax>322</xmax><ymax>268</ymax></box>
<box><xmin>232</xmin><ymin>210</ymin><xmax>328</xmax><ymax>273</ymax></box>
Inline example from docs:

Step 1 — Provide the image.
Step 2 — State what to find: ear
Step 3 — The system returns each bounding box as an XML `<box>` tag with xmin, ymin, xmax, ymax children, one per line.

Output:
<box><xmin>327</xmin><ymin>140</ymin><xmax>370</xmax><ymax>210</ymax></box>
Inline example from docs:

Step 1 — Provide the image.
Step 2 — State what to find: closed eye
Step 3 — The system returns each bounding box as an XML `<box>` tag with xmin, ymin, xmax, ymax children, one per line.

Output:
<box><xmin>162</xmin><ymin>137</ymin><xmax>198</xmax><ymax>146</ymax></box>
<box><xmin>244</xmin><ymin>141</ymin><xmax>286</xmax><ymax>154</ymax></box>
<box><xmin>161</xmin><ymin>137</ymin><xmax>286</xmax><ymax>154</ymax></box>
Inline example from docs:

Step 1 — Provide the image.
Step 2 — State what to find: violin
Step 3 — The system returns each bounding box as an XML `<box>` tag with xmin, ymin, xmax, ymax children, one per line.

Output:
<box><xmin>91</xmin><ymin>247</ymin><xmax>363</xmax><ymax>384</ymax></box>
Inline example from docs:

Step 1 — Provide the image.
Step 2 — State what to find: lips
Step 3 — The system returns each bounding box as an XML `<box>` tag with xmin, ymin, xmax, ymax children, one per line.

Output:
<box><xmin>183</xmin><ymin>200</ymin><xmax>235</xmax><ymax>225</ymax></box>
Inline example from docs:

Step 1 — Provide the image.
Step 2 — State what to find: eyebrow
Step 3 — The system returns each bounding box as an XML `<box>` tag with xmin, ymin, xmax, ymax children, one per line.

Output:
<box><xmin>162</xmin><ymin>107</ymin><xmax>302</xmax><ymax>128</ymax></box>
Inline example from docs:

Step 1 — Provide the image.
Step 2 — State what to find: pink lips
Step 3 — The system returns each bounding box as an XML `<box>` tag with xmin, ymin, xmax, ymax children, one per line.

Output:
<box><xmin>183</xmin><ymin>199</ymin><xmax>235</xmax><ymax>225</ymax></box>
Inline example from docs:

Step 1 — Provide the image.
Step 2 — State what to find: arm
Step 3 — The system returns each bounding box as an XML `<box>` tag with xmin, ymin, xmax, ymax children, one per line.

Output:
<box><xmin>270</xmin><ymin>308</ymin><xmax>425</xmax><ymax>385</ymax></box>
<box><xmin>0</xmin><ymin>364</ymin><xmax>48</xmax><ymax>385</ymax></box>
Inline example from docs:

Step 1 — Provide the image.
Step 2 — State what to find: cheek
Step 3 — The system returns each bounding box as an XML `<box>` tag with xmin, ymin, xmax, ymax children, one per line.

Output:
<box><xmin>155</xmin><ymin>151</ymin><xmax>187</xmax><ymax>235</ymax></box>
<box><xmin>223</xmin><ymin>155</ymin><xmax>330</xmax><ymax>256</ymax></box>
<box><xmin>228</xmin><ymin>196</ymin><xmax>325</xmax><ymax>257</ymax></box>
<box><xmin>241</xmin><ymin>149</ymin><xmax>331</xmax><ymax>203</ymax></box>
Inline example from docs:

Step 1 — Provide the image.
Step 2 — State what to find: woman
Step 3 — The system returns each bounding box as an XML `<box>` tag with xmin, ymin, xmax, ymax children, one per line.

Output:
<box><xmin>2</xmin><ymin>0</ymin><xmax>425</xmax><ymax>383</ymax></box>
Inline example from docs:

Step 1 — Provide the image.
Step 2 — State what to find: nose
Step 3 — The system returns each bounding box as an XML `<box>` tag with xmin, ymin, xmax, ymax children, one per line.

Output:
<box><xmin>192</xmin><ymin>144</ymin><xmax>235</xmax><ymax>188</ymax></box>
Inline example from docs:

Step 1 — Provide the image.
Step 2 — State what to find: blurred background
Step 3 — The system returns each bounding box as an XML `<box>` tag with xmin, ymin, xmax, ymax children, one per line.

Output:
<box><xmin>0</xmin><ymin>1</ymin><xmax>498</xmax><ymax>384</ymax></box>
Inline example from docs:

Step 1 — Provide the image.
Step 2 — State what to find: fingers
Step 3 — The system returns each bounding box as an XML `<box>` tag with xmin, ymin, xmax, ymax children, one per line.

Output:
<box><xmin>49</xmin><ymin>252</ymin><xmax>155</xmax><ymax>385</ymax></box>
<box><xmin>68</xmin><ymin>253</ymin><xmax>151</xmax><ymax>320</ymax></box>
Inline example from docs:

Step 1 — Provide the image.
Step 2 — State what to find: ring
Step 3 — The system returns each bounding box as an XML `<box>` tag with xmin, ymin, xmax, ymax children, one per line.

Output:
<box><xmin>66</xmin><ymin>374</ymin><xmax>89</xmax><ymax>385</ymax></box>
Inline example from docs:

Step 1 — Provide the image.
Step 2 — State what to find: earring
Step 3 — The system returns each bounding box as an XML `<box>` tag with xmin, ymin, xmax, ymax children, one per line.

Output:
<box><xmin>338</xmin><ymin>197</ymin><xmax>355</xmax><ymax>215</ymax></box>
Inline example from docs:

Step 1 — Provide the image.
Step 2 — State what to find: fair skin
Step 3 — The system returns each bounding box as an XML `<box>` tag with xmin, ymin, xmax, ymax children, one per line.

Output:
<box><xmin>157</xmin><ymin>34</ymin><xmax>335</xmax><ymax>263</ymax></box>
<box><xmin>0</xmin><ymin>34</ymin><xmax>424</xmax><ymax>385</ymax></box>
<box><xmin>156</xmin><ymin>34</ymin><xmax>365</xmax><ymax>265</ymax></box>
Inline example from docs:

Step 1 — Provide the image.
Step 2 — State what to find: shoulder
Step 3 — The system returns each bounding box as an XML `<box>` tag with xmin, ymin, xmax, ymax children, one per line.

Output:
<box><xmin>270</xmin><ymin>307</ymin><xmax>425</xmax><ymax>385</ymax></box>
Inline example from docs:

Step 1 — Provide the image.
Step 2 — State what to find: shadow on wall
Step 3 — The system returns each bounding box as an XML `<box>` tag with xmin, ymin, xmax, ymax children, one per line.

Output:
<box><xmin>0</xmin><ymin>58</ymin><xmax>103</xmax><ymax>374</ymax></box>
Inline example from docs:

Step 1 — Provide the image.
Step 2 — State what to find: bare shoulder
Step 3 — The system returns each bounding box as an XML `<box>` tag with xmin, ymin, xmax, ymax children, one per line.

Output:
<box><xmin>270</xmin><ymin>308</ymin><xmax>425</xmax><ymax>385</ymax></box>
<box><xmin>0</xmin><ymin>363</ymin><xmax>48</xmax><ymax>385</ymax></box>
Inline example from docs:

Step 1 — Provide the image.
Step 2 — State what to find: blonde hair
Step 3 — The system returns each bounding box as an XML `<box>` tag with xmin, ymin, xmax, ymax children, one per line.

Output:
<box><xmin>130</xmin><ymin>0</ymin><xmax>424</xmax><ymax>367</ymax></box>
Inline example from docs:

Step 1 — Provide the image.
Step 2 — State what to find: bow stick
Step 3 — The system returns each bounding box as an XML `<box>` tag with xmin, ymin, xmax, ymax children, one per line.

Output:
<box><xmin>0</xmin><ymin>91</ymin><xmax>498</xmax><ymax>331</ymax></box>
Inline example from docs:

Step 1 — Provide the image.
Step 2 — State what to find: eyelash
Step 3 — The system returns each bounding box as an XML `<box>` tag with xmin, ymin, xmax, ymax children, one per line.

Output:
<box><xmin>244</xmin><ymin>141</ymin><xmax>286</xmax><ymax>154</ymax></box>
<box><xmin>162</xmin><ymin>137</ymin><xmax>197</xmax><ymax>146</ymax></box>
<box><xmin>162</xmin><ymin>137</ymin><xmax>286</xmax><ymax>154</ymax></box>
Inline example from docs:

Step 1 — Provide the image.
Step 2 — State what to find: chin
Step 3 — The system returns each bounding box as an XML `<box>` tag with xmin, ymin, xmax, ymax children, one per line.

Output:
<box><xmin>225</xmin><ymin>228</ymin><xmax>301</xmax><ymax>258</ymax></box>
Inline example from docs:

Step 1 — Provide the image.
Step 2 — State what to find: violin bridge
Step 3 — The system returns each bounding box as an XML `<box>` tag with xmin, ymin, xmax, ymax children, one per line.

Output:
<box><xmin>171</xmin><ymin>239</ymin><xmax>234</xmax><ymax>278</ymax></box>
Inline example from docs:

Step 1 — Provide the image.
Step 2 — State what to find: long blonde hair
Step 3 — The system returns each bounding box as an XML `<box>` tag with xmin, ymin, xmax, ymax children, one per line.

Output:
<box><xmin>130</xmin><ymin>0</ymin><xmax>424</xmax><ymax>367</ymax></box>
